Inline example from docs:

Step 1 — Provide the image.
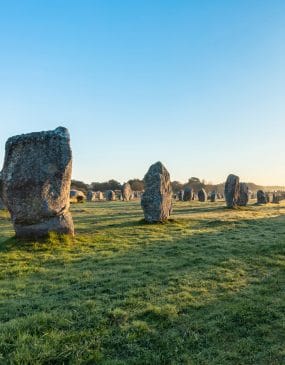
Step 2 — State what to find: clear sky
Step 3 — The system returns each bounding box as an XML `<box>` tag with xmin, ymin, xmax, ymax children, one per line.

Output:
<box><xmin>0</xmin><ymin>0</ymin><xmax>284</xmax><ymax>185</ymax></box>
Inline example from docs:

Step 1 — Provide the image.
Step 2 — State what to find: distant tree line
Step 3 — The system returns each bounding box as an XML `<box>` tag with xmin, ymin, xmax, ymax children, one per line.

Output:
<box><xmin>71</xmin><ymin>177</ymin><xmax>284</xmax><ymax>194</ymax></box>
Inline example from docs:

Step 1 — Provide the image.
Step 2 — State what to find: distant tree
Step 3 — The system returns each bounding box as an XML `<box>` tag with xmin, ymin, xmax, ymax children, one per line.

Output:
<box><xmin>128</xmin><ymin>179</ymin><xmax>144</xmax><ymax>191</ymax></box>
<box><xmin>91</xmin><ymin>179</ymin><xmax>122</xmax><ymax>192</ymax></box>
<box><xmin>184</xmin><ymin>177</ymin><xmax>205</xmax><ymax>192</ymax></box>
<box><xmin>71</xmin><ymin>180</ymin><xmax>88</xmax><ymax>193</ymax></box>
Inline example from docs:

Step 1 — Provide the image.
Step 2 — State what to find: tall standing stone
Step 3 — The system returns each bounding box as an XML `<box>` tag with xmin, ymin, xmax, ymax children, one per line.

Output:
<box><xmin>198</xmin><ymin>188</ymin><xmax>207</xmax><ymax>202</ymax></box>
<box><xmin>106</xmin><ymin>190</ymin><xmax>116</xmax><ymax>201</ymax></box>
<box><xmin>224</xmin><ymin>174</ymin><xmax>240</xmax><ymax>208</ymax></box>
<box><xmin>87</xmin><ymin>190</ymin><xmax>95</xmax><ymax>202</ymax></box>
<box><xmin>237</xmin><ymin>183</ymin><xmax>249</xmax><ymax>206</ymax></box>
<box><xmin>178</xmin><ymin>190</ymin><xmax>184</xmax><ymax>201</ymax></box>
<box><xmin>257</xmin><ymin>190</ymin><xmax>267</xmax><ymax>204</ymax></box>
<box><xmin>183</xmin><ymin>186</ymin><xmax>194</xmax><ymax>201</ymax></box>
<box><xmin>141</xmin><ymin>161</ymin><xmax>172</xmax><ymax>222</ymax></box>
<box><xmin>1</xmin><ymin>127</ymin><xmax>74</xmax><ymax>238</ymax></box>
<box><xmin>122</xmin><ymin>182</ymin><xmax>132</xmax><ymax>201</ymax></box>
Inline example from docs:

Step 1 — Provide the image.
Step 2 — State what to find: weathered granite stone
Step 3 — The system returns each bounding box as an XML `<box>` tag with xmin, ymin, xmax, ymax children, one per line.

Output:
<box><xmin>183</xmin><ymin>186</ymin><xmax>194</xmax><ymax>201</ymax></box>
<box><xmin>210</xmin><ymin>191</ymin><xmax>217</xmax><ymax>202</ymax></box>
<box><xmin>97</xmin><ymin>191</ymin><xmax>104</xmax><ymax>200</ymax></box>
<box><xmin>224</xmin><ymin>174</ymin><xmax>240</xmax><ymax>208</ymax></box>
<box><xmin>122</xmin><ymin>182</ymin><xmax>132</xmax><ymax>201</ymax></box>
<box><xmin>106</xmin><ymin>190</ymin><xmax>116</xmax><ymax>201</ymax></box>
<box><xmin>0</xmin><ymin>197</ymin><xmax>5</xmax><ymax>210</ymax></box>
<box><xmin>86</xmin><ymin>190</ymin><xmax>95</xmax><ymax>202</ymax></box>
<box><xmin>257</xmin><ymin>190</ymin><xmax>267</xmax><ymax>204</ymax></box>
<box><xmin>272</xmin><ymin>193</ymin><xmax>281</xmax><ymax>204</ymax></box>
<box><xmin>141</xmin><ymin>161</ymin><xmax>172</xmax><ymax>222</ymax></box>
<box><xmin>198</xmin><ymin>188</ymin><xmax>207</xmax><ymax>202</ymax></box>
<box><xmin>237</xmin><ymin>182</ymin><xmax>249</xmax><ymax>206</ymax></box>
<box><xmin>1</xmin><ymin>127</ymin><xmax>74</xmax><ymax>238</ymax></box>
<box><xmin>178</xmin><ymin>190</ymin><xmax>184</xmax><ymax>201</ymax></box>
<box><xmin>70</xmin><ymin>189</ymin><xmax>85</xmax><ymax>203</ymax></box>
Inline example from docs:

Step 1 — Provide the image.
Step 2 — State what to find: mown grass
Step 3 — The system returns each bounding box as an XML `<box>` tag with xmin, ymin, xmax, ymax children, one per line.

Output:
<box><xmin>0</xmin><ymin>200</ymin><xmax>284</xmax><ymax>364</ymax></box>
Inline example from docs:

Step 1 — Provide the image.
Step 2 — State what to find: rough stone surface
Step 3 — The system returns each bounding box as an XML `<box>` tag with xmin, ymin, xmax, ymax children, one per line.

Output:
<box><xmin>1</xmin><ymin>127</ymin><xmax>74</xmax><ymax>238</ymax></box>
<box><xmin>224</xmin><ymin>174</ymin><xmax>240</xmax><ymax>208</ymax></box>
<box><xmin>0</xmin><ymin>197</ymin><xmax>5</xmax><ymax>210</ymax></box>
<box><xmin>141</xmin><ymin>161</ymin><xmax>172</xmax><ymax>222</ymax></box>
<box><xmin>198</xmin><ymin>188</ymin><xmax>207</xmax><ymax>202</ymax></box>
<box><xmin>86</xmin><ymin>190</ymin><xmax>95</xmax><ymax>202</ymax></box>
<box><xmin>178</xmin><ymin>190</ymin><xmax>184</xmax><ymax>201</ymax></box>
<box><xmin>257</xmin><ymin>190</ymin><xmax>267</xmax><ymax>204</ymax></box>
<box><xmin>97</xmin><ymin>191</ymin><xmax>104</xmax><ymax>200</ymax></box>
<box><xmin>122</xmin><ymin>183</ymin><xmax>132</xmax><ymax>201</ymax></box>
<box><xmin>237</xmin><ymin>182</ymin><xmax>249</xmax><ymax>206</ymax></box>
<box><xmin>210</xmin><ymin>191</ymin><xmax>217</xmax><ymax>202</ymax></box>
<box><xmin>183</xmin><ymin>186</ymin><xmax>194</xmax><ymax>201</ymax></box>
<box><xmin>70</xmin><ymin>189</ymin><xmax>85</xmax><ymax>203</ymax></box>
<box><xmin>106</xmin><ymin>190</ymin><xmax>116</xmax><ymax>201</ymax></box>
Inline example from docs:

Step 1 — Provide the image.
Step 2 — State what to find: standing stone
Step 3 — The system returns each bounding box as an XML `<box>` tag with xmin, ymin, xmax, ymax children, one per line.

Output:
<box><xmin>183</xmin><ymin>186</ymin><xmax>194</xmax><ymax>201</ymax></box>
<box><xmin>141</xmin><ymin>161</ymin><xmax>172</xmax><ymax>222</ymax></box>
<box><xmin>70</xmin><ymin>189</ymin><xmax>85</xmax><ymax>203</ymax></box>
<box><xmin>122</xmin><ymin>182</ymin><xmax>132</xmax><ymax>201</ymax></box>
<box><xmin>1</xmin><ymin>127</ymin><xmax>74</xmax><ymax>238</ymax></box>
<box><xmin>178</xmin><ymin>190</ymin><xmax>184</xmax><ymax>201</ymax></box>
<box><xmin>198</xmin><ymin>188</ymin><xmax>207</xmax><ymax>202</ymax></box>
<box><xmin>224</xmin><ymin>174</ymin><xmax>240</xmax><ymax>208</ymax></box>
<box><xmin>237</xmin><ymin>183</ymin><xmax>249</xmax><ymax>206</ymax></box>
<box><xmin>272</xmin><ymin>193</ymin><xmax>281</xmax><ymax>204</ymax></box>
<box><xmin>87</xmin><ymin>190</ymin><xmax>95</xmax><ymax>202</ymax></box>
<box><xmin>106</xmin><ymin>190</ymin><xmax>116</xmax><ymax>201</ymax></box>
<box><xmin>257</xmin><ymin>190</ymin><xmax>267</xmax><ymax>204</ymax></box>
<box><xmin>210</xmin><ymin>191</ymin><xmax>217</xmax><ymax>202</ymax></box>
<box><xmin>97</xmin><ymin>191</ymin><xmax>104</xmax><ymax>200</ymax></box>
<box><xmin>0</xmin><ymin>197</ymin><xmax>5</xmax><ymax>210</ymax></box>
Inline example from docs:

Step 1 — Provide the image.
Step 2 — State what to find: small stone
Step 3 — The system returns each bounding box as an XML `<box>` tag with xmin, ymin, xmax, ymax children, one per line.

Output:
<box><xmin>257</xmin><ymin>190</ymin><xmax>267</xmax><ymax>204</ymax></box>
<box><xmin>198</xmin><ymin>188</ymin><xmax>207</xmax><ymax>202</ymax></box>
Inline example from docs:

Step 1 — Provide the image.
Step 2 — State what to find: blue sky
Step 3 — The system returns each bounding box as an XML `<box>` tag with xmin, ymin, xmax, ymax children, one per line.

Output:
<box><xmin>0</xmin><ymin>0</ymin><xmax>284</xmax><ymax>185</ymax></box>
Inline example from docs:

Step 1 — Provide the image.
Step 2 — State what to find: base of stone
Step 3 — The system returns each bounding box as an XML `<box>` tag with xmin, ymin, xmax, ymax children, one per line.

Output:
<box><xmin>14</xmin><ymin>213</ymin><xmax>74</xmax><ymax>239</ymax></box>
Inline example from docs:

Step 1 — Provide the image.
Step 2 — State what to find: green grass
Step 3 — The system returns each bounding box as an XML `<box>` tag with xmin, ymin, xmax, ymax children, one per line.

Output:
<box><xmin>0</xmin><ymin>200</ymin><xmax>284</xmax><ymax>364</ymax></box>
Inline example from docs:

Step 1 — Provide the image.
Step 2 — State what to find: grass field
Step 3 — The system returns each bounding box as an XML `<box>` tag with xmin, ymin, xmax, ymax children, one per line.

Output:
<box><xmin>0</xmin><ymin>200</ymin><xmax>284</xmax><ymax>364</ymax></box>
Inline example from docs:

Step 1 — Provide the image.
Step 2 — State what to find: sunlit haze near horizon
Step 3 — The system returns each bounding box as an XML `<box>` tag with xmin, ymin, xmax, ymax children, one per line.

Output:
<box><xmin>0</xmin><ymin>0</ymin><xmax>284</xmax><ymax>185</ymax></box>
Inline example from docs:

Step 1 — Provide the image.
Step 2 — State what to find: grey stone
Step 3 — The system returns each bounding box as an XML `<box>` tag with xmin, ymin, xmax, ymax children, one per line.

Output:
<box><xmin>178</xmin><ymin>190</ymin><xmax>184</xmax><ymax>201</ymax></box>
<box><xmin>122</xmin><ymin>182</ymin><xmax>132</xmax><ymax>201</ymax></box>
<box><xmin>0</xmin><ymin>197</ymin><xmax>5</xmax><ymax>210</ymax></box>
<box><xmin>1</xmin><ymin>127</ymin><xmax>74</xmax><ymax>238</ymax></box>
<box><xmin>237</xmin><ymin>183</ymin><xmax>249</xmax><ymax>206</ymax></box>
<box><xmin>86</xmin><ymin>190</ymin><xmax>95</xmax><ymax>202</ymax></box>
<box><xmin>257</xmin><ymin>190</ymin><xmax>267</xmax><ymax>204</ymax></box>
<box><xmin>183</xmin><ymin>186</ymin><xmax>194</xmax><ymax>201</ymax></box>
<box><xmin>210</xmin><ymin>191</ymin><xmax>217</xmax><ymax>202</ymax></box>
<box><xmin>198</xmin><ymin>188</ymin><xmax>207</xmax><ymax>202</ymax></box>
<box><xmin>225</xmin><ymin>174</ymin><xmax>240</xmax><ymax>208</ymax></box>
<box><xmin>141</xmin><ymin>161</ymin><xmax>172</xmax><ymax>222</ymax></box>
<box><xmin>70</xmin><ymin>189</ymin><xmax>85</xmax><ymax>203</ymax></box>
<box><xmin>106</xmin><ymin>190</ymin><xmax>116</xmax><ymax>201</ymax></box>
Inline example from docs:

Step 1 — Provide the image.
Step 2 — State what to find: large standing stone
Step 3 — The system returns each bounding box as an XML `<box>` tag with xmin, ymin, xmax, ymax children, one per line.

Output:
<box><xmin>257</xmin><ymin>190</ymin><xmax>267</xmax><ymax>204</ymax></box>
<box><xmin>237</xmin><ymin>182</ymin><xmax>249</xmax><ymax>206</ymax></box>
<box><xmin>141</xmin><ymin>161</ymin><xmax>172</xmax><ymax>222</ymax></box>
<box><xmin>122</xmin><ymin>182</ymin><xmax>132</xmax><ymax>201</ymax></box>
<box><xmin>183</xmin><ymin>186</ymin><xmax>194</xmax><ymax>201</ymax></box>
<box><xmin>198</xmin><ymin>188</ymin><xmax>207</xmax><ymax>202</ymax></box>
<box><xmin>97</xmin><ymin>191</ymin><xmax>104</xmax><ymax>200</ymax></box>
<box><xmin>1</xmin><ymin>127</ymin><xmax>74</xmax><ymax>238</ymax></box>
<box><xmin>224</xmin><ymin>174</ymin><xmax>240</xmax><ymax>208</ymax></box>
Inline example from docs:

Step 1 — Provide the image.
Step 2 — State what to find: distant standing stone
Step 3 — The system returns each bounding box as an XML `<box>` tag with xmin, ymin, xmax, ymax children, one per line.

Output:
<box><xmin>183</xmin><ymin>186</ymin><xmax>194</xmax><ymax>201</ymax></box>
<box><xmin>106</xmin><ymin>190</ymin><xmax>116</xmax><ymax>201</ymax></box>
<box><xmin>1</xmin><ymin>127</ymin><xmax>74</xmax><ymax>238</ymax></box>
<box><xmin>237</xmin><ymin>183</ymin><xmax>249</xmax><ymax>206</ymax></box>
<box><xmin>178</xmin><ymin>190</ymin><xmax>184</xmax><ymax>201</ymax></box>
<box><xmin>257</xmin><ymin>190</ymin><xmax>267</xmax><ymax>204</ymax></box>
<box><xmin>122</xmin><ymin>182</ymin><xmax>133</xmax><ymax>201</ymax></box>
<box><xmin>224</xmin><ymin>174</ymin><xmax>240</xmax><ymax>208</ymax></box>
<box><xmin>141</xmin><ymin>161</ymin><xmax>172</xmax><ymax>222</ymax></box>
<box><xmin>87</xmin><ymin>190</ymin><xmax>95</xmax><ymax>202</ymax></box>
<box><xmin>198</xmin><ymin>188</ymin><xmax>207</xmax><ymax>202</ymax></box>
<box><xmin>210</xmin><ymin>191</ymin><xmax>217</xmax><ymax>202</ymax></box>
<box><xmin>97</xmin><ymin>191</ymin><xmax>104</xmax><ymax>200</ymax></box>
